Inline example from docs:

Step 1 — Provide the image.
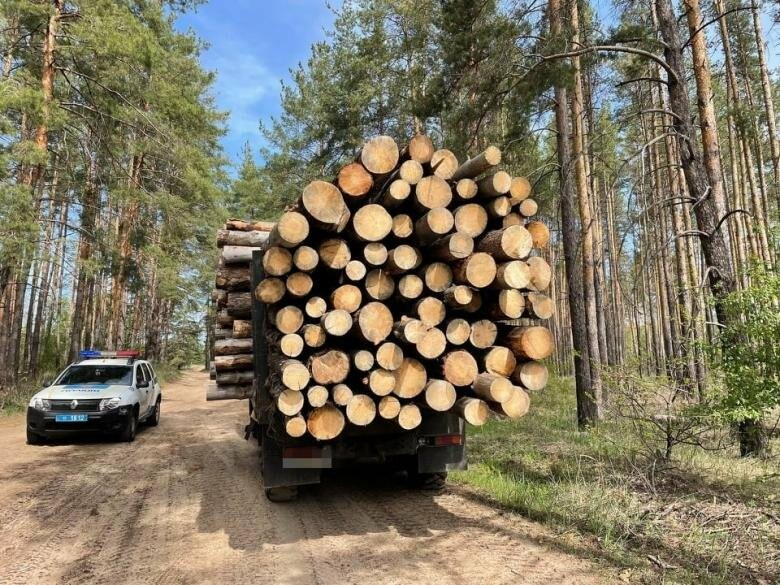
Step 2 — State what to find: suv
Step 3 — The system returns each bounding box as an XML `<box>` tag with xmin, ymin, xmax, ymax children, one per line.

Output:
<box><xmin>26</xmin><ymin>350</ymin><xmax>162</xmax><ymax>444</ymax></box>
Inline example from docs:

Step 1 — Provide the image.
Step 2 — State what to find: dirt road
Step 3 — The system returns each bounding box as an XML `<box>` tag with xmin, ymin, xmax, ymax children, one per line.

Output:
<box><xmin>0</xmin><ymin>370</ymin><xmax>611</xmax><ymax>584</ymax></box>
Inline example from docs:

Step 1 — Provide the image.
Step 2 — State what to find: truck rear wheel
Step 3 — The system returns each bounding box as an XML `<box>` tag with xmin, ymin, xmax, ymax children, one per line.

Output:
<box><xmin>410</xmin><ymin>471</ymin><xmax>447</xmax><ymax>493</ymax></box>
<box><xmin>265</xmin><ymin>486</ymin><xmax>298</xmax><ymax>502</ymax></box>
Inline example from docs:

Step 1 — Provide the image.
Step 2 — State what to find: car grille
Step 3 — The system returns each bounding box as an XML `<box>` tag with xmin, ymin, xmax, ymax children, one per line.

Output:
<box><xmin>49</xmin><ymin>399</ymin><xmax>102</xmax><ymax>412</ymax></box>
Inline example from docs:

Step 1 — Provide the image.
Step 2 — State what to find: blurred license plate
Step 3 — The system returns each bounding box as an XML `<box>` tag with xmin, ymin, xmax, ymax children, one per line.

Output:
<box><xmin>55</xmin><ymin>414</ymin><xmax>88</xmax><ymax>422</ymax></box>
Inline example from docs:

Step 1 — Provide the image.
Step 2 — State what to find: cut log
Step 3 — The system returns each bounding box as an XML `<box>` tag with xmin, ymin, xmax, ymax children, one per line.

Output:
<box><xmin>346</xmin><ymin>394</ymin><xmax>377</xmax><ymax>426</ymax></box>
<box><xmin>214</xmin><ymin>327</ymin><xmax>232</xmax><ymax>340</ymax></box>
<box><xmin>398</xmin><ymin>404</ymin><xmax>423</xmax><ymax>430</ymax></box>
<box><xmin>352</xmin><ymin>350</ymin><xmax>375</xmax><ymax>372</ymax></box>
<box><xmin>492</xmin><ymin>386</ymin><xmax>530</xmax><ymax>419</ymax></box>
<box><xmin>354</xmin><ymin>301</ymin><xmax>394</xmax><ymax>344</ymax></box>
<box><xmin>385</xmin><ymin>245</ymin><xmax>422</xmax><ymax>275</ymax></box>
<box><xmin>307</xmin><ymin>404</ymin><xmax>345</xmax><ymax>441</ymax></box>
<box><xmin>413</xmin><ymin>296</ymin><xmax>446</xmax><ymax>326</ymax></box>
<box><xmin>416</xmin><ymin>327</ymin><xmax>447</xmax><ymax>359</ymax></box>
<box><xmin>441</xmin><ymin>350</ymin><xmax>479</xmax><ymax>386</ymax></box>
<box><xmin>502</xmin><ymin>213</ymin><xmax>522</xmax><ymax>228</ymax></box>
<box><xmin>487</xmin><ymin>289</ymin><xmax>525</xmax><ymax>319</ymax></box>
<box><xmin>300</xmin><ymin>180</ymin><xmax>350</xmax><ymax>232</ymax></box>
<box><xmin>279</xmin><ymin>333</ymin><xmax>304</xmax><ymax>357</ymax></box>
<box><xmin>453</xmin><ymin>252</ymin><xmax>497</xmax><ymax>288</ymax></box>
<box><xmin>262</xmin><ymin>246</ymin><xmax>293</xmax><ymax>277</ymax></box>
<box><xmin>269</xmin><ymin>211</ymin><xmax>309</xmax><ymax>248</ymax></box>
<box><xmin>307</xmin><ymin>385</ymin><xmax>330</xmax><ymax>408</ymax></box>
<box><xmin>397</xmin><ymin>274</ymin><xmax>424</xmax><ymax>300</ymax></box>
<box><xmin>331</xmin><ymin>284</ymin><xmax>362</xmax><ymax>313</ymax></box>
<box><xmin>430</xmin><ymin>149</ymin><xmax>458</xmax><ymax>180</ymax></box>
<box><xmin>368</xmin><ymin>369</ymin><xmax>395</xmax><ymax>396</ymax></box>
<box><xmin>227</xmin><ymin>292</ymin><xmax>252</xmax><ymax>317</ymax></box>
<box><xmin>415</xmin><ymin>176</ymin><xmax>453</xmax><ymax>210</ymax></box>
<box><xmin>319</xmin><ymin>238</ymin><xmax>351</xmax><ymax>269</ymax></box>
<box><xmin>477</xmin><ymin>171</ymin><xmax>511</xmax><ymax>198</ymax></box>
<box><xmin>393</xmin><ymin>358</ymin><xmax>428</xmax><ymax>398</ymax></box>
<box><xmin>304</xmin><ymin>297</ymin><xmax>327</xmax><ymax>319</ymax></box>
<box><xmin>415</xmin><ymin>207</ymin><xmax>454</xmax><ymax>244</ymax></box>
<box><xmin>379</xmin><ymin>179</ymin><xmax>411</xmax><ymax>208</ymax></box>
<box><xmin>486</xmin><ymin>196</ymin><xmax>512</xmax><ymax>218</ymax></box>
<box><xmin>403</xmin><ymin>134</ymin><xmax>434</xmax><ymax>164</ymax></box>
<box><xmin>422</xmin><ymin>262</ymin><xmax>453</xmax><ymax>293</ymax></box>
<box><xmin>302</xmin><ymin>324</ymin><xmax>327</xmax><ymax>348</ymax></box>
<box><xmin>214</xmin><ymin>354</ymin><xmax>254</xmax><ymax>372</ymax></box>
<box><xmin>477</xmin><ymin>226</ymin><xmax>533</xmax><ymax>261</ymax></box>
<box><xmin>217</xmin><ymin>229</ymin><xmax>269</xmax><ymax>247</ymax></box>
<box><xmin>452</xmin><ymin>397</ymin><xmax>490</xmax><ymax>426</ymax></box>
<box><xmin>443</xmin><ymin>285</ymin><xmax>474</xmax><ymax>310</ymax></box>
<box><xmin>518</xmin><ymin>198</ymin><xmax>538</xmax><ymax>217</ymax></box>
<box><xmin>292</xmin><ymin>246</ymin><xmax>319</xmax><ymax>272</ymax></box>
<box><xmin>423</xmin><ymin>379</ymin><xmax>457</xmax><ymax>411</ymax></box>
<box><xmin>225</xmin><ymin>219</ymin><xmax>275</xmax><ymax>232</ymax></box>
<box><xmin>399</xmin><ymin>159</ymin><xmax>423</xmax><ymax>184</ymax></box>
<box><xmin>494</xmin><ymin>261</ymin><xmax>531</xmax><ymax>290</ymax></box>
<box><xmin>525</xmin><ymin>292</ymin><xmax>554</xmax><ymax>319</ymax></box>
<box><xmin>504</xmin><ymin>326</ymin><xmax>554</xmax><ymax>360</ymax></box>
<box><xmin>207</xmin><ymin>383</ymin><xmax>253</xmax><ymax>401</ymax></box>
<box><xmin>392</xmin><ymin>214</ymin><xmax>414</xmax><ymax>239</ymax></box>
<box><xmin>463</xmin><ymin>290</ymin><xmax>483</xmax><ymax>313</ymax></box>
<box><xmin>332</xmin><ymin>383</ymin><xmax>353</xmax><ymax>406</ymax></box>
<box><xmin>483</xmin><ymin>346</ymin><xmax>517</xmax><ymax>377</ymax></box>
<box><xmin>216</xmin><ymin>309</ymin><xmax>234</xmax><ymax>328</ymax></box>
<box><xmin>338</xmin><ymin>162</ymin><xmax>374</xmax><ymax>200</ymax></box>
<box><xmin>361</xmin><ymin>135</ymin><xmax>399</xmax><ymax>176</ymax></box>
<box><xmin>274</xmin><ymin>306</ymin><xmax>304</xmax><ymax>334</ymax></box>
<box><xmin>393</xmin><ymin>318</ymin><xmax>428</xmax><ymax>344</ymax></box>
<box><xmin>280</xmin><ymin>360</ymin><xmax>310</xmax><ymax>390</ymax></box>
<box><xmin>509</xmin><ymin>176</ymin><xmax>532</xmax><ymax>203</ymax></box>
<box><xmin>352</xmin><ymin>204</ymin><xmax>393</xmax><ymax>242</ymax></box>
<box><xmin>429</xmin><ymin>233</ymin><xmax>474</xmax><ymax>261</ymax></box>
<box><xmin>286</xmin><ymin>272</ymin><xmax>314</xmax><ymax>297</ymax></box>
<box><xmin>376</xmin><ymin>341</ymin><xmax>404</xmax><ymax>370</ymax></box>
<box><xmin>344</xmin><ymin>259</ymin><xmax>367</xmax><ymax>281</ymax></box>
<box><xmin>470</xmin><ymin>319</ymin><xmax>498</xmax><ymax>349</ymax></box>
<box><xmin>216</xmin><ymin>266</ymin><xmax>250</xmax><ymax>291</ymax></box>
<box><xmin>222</xmin><ymin>245</ymin><xmax>262</xmax><ymax>265</ymax></box>
<box><xmin>365</xmin><ymin>269</ymin><xmax>395</xmax><ymax>300</ymax></box>
<box><xmin>445</xmin><ymin>318</ymin><xmax>471</xmax><ymax>345</ymax></box>
<box><xmin>455</xmin><ymin>178</ymin><xmax>478</xmax><ymax>200</ymax></box>
<box><xmin>454</xmin><ymin>204</ymin><xmax>489</xmax><ymax>238</ymax></box>
<box><xmin>310</xmin><ymin>349</ymin><xmax>350</xmax><ymax>385</ymax></box>
<box><xmin>512</xmin><ymin>361</ymin><xmax>549</xmax><ymax>391</ymax></box>
<box><xmin>321</xmin><ymin>310</ymin><xmax>353</xmax><ymax>336</ymax></box>
<box><xmin>216</xmin><ymin>370</ymin><xmax>254</xmax><ymax>385</ymax></box>
<box><xmin>525</xmin><ymin>221</ymin><xmax>550</xmax><ymax>248</ymax></box>
<box><xmin>363</xmin><ymin>242</ymin><xmax>388</xmax><ymax>266</ymax></box>
<box><xmin>285</xmin><ymin>414</ymin><xmax>308</xmax><ymax>438</ymax></box>
<box><xmin>452</xmin><ymin>146</ymin><xmax>501</xmax><ymax>180</ymax></box>
<box><xmin>255</xmin><ymin>278</ymin><xmax>285</xmax><ymax>304</ymax></box>
<box><xmin>527</xmin><ymin>256</ymin><xmax>552</xmax><ymax>291</ymax></box>
<box><xmin>378</xmin><ymin>395</ymin><xmax>401</xmax><ymax>419</ymax></box>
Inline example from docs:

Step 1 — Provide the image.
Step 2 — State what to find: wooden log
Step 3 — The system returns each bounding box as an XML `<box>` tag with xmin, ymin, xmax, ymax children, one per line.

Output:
<box><xmin>399</xmin><ymin>159</ymin><xmax>423</xmax><ymax>184</ymax></box>
<box><xmin>215</xmin><ymin>370</ymin><xmax>254</xmax><ymax>385</ymax></box>
<box><xmin>453</xmin><ymin>252</ymin><xmax>497</xmax><ymax>288</ymax></box>
<box><xmin>300</xmin><ymin>180</ymin><xmax>350</xmax><ymax>232</ymax></box>
<box><xmin>214</xmin><ymin>330</ymin><xmax>251</xmax><ymax>351</ymax></box>
<box><xmin>214</xmin><ymin>328</ymin><xmax>232</xmax><ymax>340</ymax></box>
<box><xmin>255</xmin><ymin>278</ymin><xmax>285</xmax><ymax>304</ymax></box>
<box><xmin>286</xmin><ymin>272</ymin><xmax>314</xmax><ymax>298</ymax></box>
<box><xmin>422</xmin><ymin>379</ymin><xmax>457</xmax><ymax>411</ymax></box>
<box><xmin>319</xmin><ymin>238</ymin><xmax>351</xmax><ymax>269</ymax></box>
<box><xmin>346</xmin><ymin>394</ymin><xmax>377</xmax><ymax>426</ymax></box>
<box><xmin>416</xmin><ymin>327</ymin><xmax>447</xmax><ymax>359</ymax></box>
<box><xmin>441</xmin><ymin>350</ymin><xmax>478</xmax><ymax>386</ymax></box>
<box><xmin>392</xmin><ymin>214</ymin><xmax>414</xmax><ymax>239</ymax></box>
<box><xmin>415</xmin><ymin>176</ymin><xmax>452</xmax><ymax>210</ymax></box>
<box><xmin>443</xmin><ymin>285</ymin><xmax>474</xmax><ymax>310</ymax></box>
<box><xmin>452</xmin><ymin>146</ymin><xmax>501</xmax><ymax>180</ymax></box>
<box><xmin>393</xmin><ymin>358</ymin><xmax>427</xmax><ymax>398</ymax></box>
<box><xmin>365</xmin><ymin>269</ymin><xmax>395</xmax><ymax>300</ymax></box>
<box><xmin>494</xmin><ymin>261</ymin><xmax>531</xmax><ymax>290</ymax></box>
<box><xmin>212</xmin><ymin>288</ymin><xmax>227</xmax><ymax>307</ymax></box>
<box><xmin>310</xmin><ymin>349</ymin><xmax>350</xmax><ymax>385</ymax></box>
<box><xmin>216</xmin><ymin>266</ymin><xmax>250</xmax><ymax>291</ymax></box>
<box><xmin>206</xmin><ymin>383</ymin><xmax>253</xmax><ymax>401</ymax></box>
<box><xmin>307</xmin><ymin>385</ymin><xmax>330</xmax><ymax>408</ymax></box>
<box><xmin>354</xmin><ymin>301</ymin><xmax>394</xmax><ymax>344</ymax></box>
<box><xmin>280</xmin><ymin>360</ymin><xmax>310</xmax><ymax>390</ymax></box>
<box><xmin>486</xmin><ymin>196</ymin><xmax>512</xmax><ymax>219</ymax></box>
<box><xmin>337</xmin><ymin>162</ymin><xmax>374</xmax><ymax>200</ymax></box>
<box><xmin>502</xmin><ymin>213</ymin><xmax>522</xmax><ymax>228</ymax></box>
<box><xmin>344</xmin><ymin>259</ymin><xmax>367</xmax><ymax>281</ymax></box>
<box><xmin>232</xmin><ymin>320</ymin><xmax>252</xmax><ymax>338</ymax></box>
<box><xmin>279</xmin><ymin>333</ymin><xmax>304</xmax><ymax>357</ymax></box>
<box><xmin>302</xmin><ymin>324</ymin><xmax>327</xmax><ymax>348</ymax></box>
<box><xmin>378</xmin><ymin>179</ymin><xmax>411</xmax><ymax>208</ymax></box>
<box><xmin>332</xmin><ymin>383</ymin><xmax>353</xmax><ymax>406</ymax></box>
<box><xmin>483</xmin><ymin>346</ymin><xmax>517</xmax><ymax>377</ymax></box>
<box><xmin>307</xmin><ymin>404</ymin><xmax>345</xmax><ymax>440</ymax></box>
<box><xmin>216</xmin><ymin>309</ymin><xmax>234</xmax><ymax>328</ymax></box>
<box><xmin>385</xmin><ymin>245</ymin><xmax>422</xmax><ymax>275</ymax></box>
<box><xmin>398</xmin><ymin>404</ymin><xmax>423</xmax><ymax>430</ymax></box>
<box><xmin>363</xmin><ymin>242</ymin><xmax>388</xmax><ymax>266</ymax></box>
<box><xmin>221</xmin><ymin>245</ymin><xmax>262</xmax><ymax>265</ymax></box>
<box><xmin>504</xmin><ymin>326</ymin><xmax>554</xmax><ymax>360</ymax></box>
<box><xmin>477</xmin><ymin>226</ymin><xmax>533</xmax><ymax>261</ymax></box>
<box><xmin>429</xmin><ymin>233</ymin><xmax>474</xmax><ymax>261</ymax></box>
<box><xmin>368</xmin><ymin>369</ymin><xmax>395</xmax><ymax>396</ymax></box>
<box><xmin>402</xmin><ymin>134</ymin><xmax>434</xmax><ymax>164</ymax></box>
<box><xmin>292</xmin><ymin>245</ymin><xmax>319</xmax><ymax>272</ymax></box>
<box><xmin>518</xmin><ymin>198</ymin><xmax>538</xmax><ymax>217</ymax></box>
<box><xmin>526</xmin><ymin>220</ymin><xmax>550</xmax><ymax>248</ymax></box>
<box><xmin>445</xmin><ymin>318</ymin><xmax>471</xmax><ymax>345</ymax></box>
<box><xmin>397</xmin><ymin>274</ymin><xmax>424</xmax><ymax>300</ymax></box>
<box><xmin>214</xmin><ymin>354</ymin><xmax>253</xmax><ymax>372</ymax></box>
<box><xmin>527</xmin><ymin>256</ymin><xmax>552</xmax><ymax>291</ymax></box>
<box><xmin>452</xmin><ymin>397</ymin><xmax>490</xmax><ymax>426</ymax></box>
<box><xmin>393</xmin><ymin>317</ymin><xmax>428</xmax><ymax>344</ymax></box>
<box><xmin>269</xmin><ymin>211</ymin><xmax>309</xmax><ymax>248</ymax></box>
<box><xmin>217</xmin><ymin>229</ymin><xmax>269</xmax><ymax>247</ymax></box>
<box><xmin>477</xmin><ymin>171</ymin><xmax>511</xmax><ymax>198</ymax></box>
<box><xmin>378</xmin><ymin>395</ymin><xmax>401</xmax><ymax>419</ymax></box>
<box><xmin>352</xmin><ymin>203</ymin><xmax>393</xmax><ymax>242</ymax></box>
<box><xmin>509</xmin><ymin>176</ymin><xmax>532</xmax><ymax>204</ymax></box>
<box><xmin>470</xmin><ymin>319</ymin><xmax>498</xmax><ymax>349</ymax></box>
<box><xmin>453</xmin><ymin>204</ymin><xmax>488</xmax><ymax>238</ymax></box>
<box><xmin>487</xmin><ymin>289</ymin><xmax>525</xmax><ymax>319</ymax></box>
<box><xmin>376</xmin><ymin>341</ymin><xmax>404</xmax><ymax>371</ymax></box>
<box><xmin>285</xmin><ymin>414</ymin><xmax>308</xmax><ymax>438</ymax></box>
<box><xmin>321</xmin><ymin>310</ymin><xmax>353</xmax><ymax>336</ymax></box>
<box><xmin>352</xmin><ymin>349</ymin><xmax>375</xmax><ymax>372</ymax></box>
<box><xmin>304</xmin><ymin>297</ymin><xmax>327</xmax><ymax>319</ymax></box>
<box><xmin>361</xmin><ymin>135</ymin><xmax>399</xmax><ymax>176</ymax></box>
<box><xmin>525</xmin><ymin>292</ymin><xmax>554</xmax><ymax>319</ymax></box>
<box><xmin>210</xmin><ymin>360</ymin><xmax>216</xmax><ymax>381</ymax></box>
<box><xmin>262</xmin><ymin>246</ymin><xmax>293</xmax><ymax>277</ymax></box>
<box><xmin>225</xmin><ymin>219</ymin><xmax>276</xmax><ymax>232</ymax></box>
<box><xmin>422</xmin><ymin>262</ymin><xmax>453</xmax><ymax>293</ymax></box>
<box><xmin>455</xmin><ymin>178</ymin><xmax>478</xmax><ymax>200</ymax></box>
<box><xmin>413</xmin><ymin>296</ymin><xmax>446</xmax><ymax>326</ymax></box>
<box><xmin>430</xmin><ymin>148</ymin><xmax>458</xmax><ymax>180</ymax></box>
<box><xmin>227</xmin><ymin>292</ymin><xmax>252</xmax><ymax>317</ymax></box>
<box><xmin>492</xmin><ymin>386</ymin><xmax>531</xmax><ymax>419</ymax></box>
<box><xmin>415</xmin><ymin>207</ymin><xmax>454</xmax><ymax>244</ymax></box>
<box><xmin>330</xmin><ymin>284</ymin><xmax>362</xmax><ymax>313</ymax></box>
<box><xmin>274</xmin><ymin>306</ymin><xmax>304</xmax><ymax>334</ymax></box>
<box><xmin>512</xmin><ymin>361</ymin><xmax>549</xmax><ymax>391</ymax></box>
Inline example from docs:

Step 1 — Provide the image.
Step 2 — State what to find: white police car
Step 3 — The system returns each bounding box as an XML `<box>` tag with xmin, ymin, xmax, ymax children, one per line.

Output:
<box><xmin>26</xmin><ymin>350</ymin><xmax>162</xmax><ymax>444</ymax></box>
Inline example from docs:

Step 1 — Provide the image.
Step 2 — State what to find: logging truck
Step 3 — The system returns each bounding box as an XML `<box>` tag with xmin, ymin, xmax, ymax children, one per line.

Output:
<box><xmin>246</xmin><ymin>250</ymin><xmax>466</xmax><ymax>502</ymax></box>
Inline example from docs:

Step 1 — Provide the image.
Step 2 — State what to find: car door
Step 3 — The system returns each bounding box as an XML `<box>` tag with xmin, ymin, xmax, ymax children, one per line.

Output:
<box><xmin>135</xmin><ymin>363</ymin><xmax>151</xmax><ymax>415</ymax></box>
<box><xmin>145</xmin><ymin>363</ymin><xmax>160</xmax><ymax>402</ymax></box>
<box><xmin>142</xmin><ymin>363</ymin><xmax>158</xmax><ymax>409</ymax></box>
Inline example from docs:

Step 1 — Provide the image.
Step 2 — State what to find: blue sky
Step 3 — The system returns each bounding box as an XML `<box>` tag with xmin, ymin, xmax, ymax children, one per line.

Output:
<box><xmin>177</xmin><ymin>1</ymin><xmax>340</xmax><ymax>165</ymax></box>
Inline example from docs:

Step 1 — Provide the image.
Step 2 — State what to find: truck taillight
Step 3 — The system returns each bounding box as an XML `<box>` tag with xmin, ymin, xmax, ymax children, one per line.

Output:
<box><xmin>433</xmin><ymin>434</ymin><xmax>463</xmax><ymax>446</ymax></box>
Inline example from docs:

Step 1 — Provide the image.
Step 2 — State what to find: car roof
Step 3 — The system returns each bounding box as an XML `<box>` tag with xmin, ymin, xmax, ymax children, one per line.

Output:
<box><xmin>74</xmin><ymin>358</ymin><xmax>142</xmax><ymax>367</ymax></box>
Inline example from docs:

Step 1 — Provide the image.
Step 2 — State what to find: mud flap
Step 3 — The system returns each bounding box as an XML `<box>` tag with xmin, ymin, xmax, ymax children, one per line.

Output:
<box><xmin>261</xmin><ymin>433</ymin><xmax>322</xmax><ymax>490</ymax></box>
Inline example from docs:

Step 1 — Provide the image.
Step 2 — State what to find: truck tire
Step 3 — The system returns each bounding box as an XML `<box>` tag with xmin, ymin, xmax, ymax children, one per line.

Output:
<box><xmin>410</xmin><ymin>471</ymin><xmax>447</xmax><ymax>494</ymax></box>
<box><xmin>265</xmin><ymin>486</ymin><xmax>298</xmax><ymax>502</ymax></box>
<box><xmin>26</xmin><ymin>429</ymin><xmax>44</xmax><ymax>445</ymax></box>
<box><xmin>119</xmin><ymin>413</ymin><xmax>137</xmax><ymax>442</ymax></box>
<box><xmin>147</xmin><ymin>397</ymin><xmax>161</xmax><ymax>427</ymax></box>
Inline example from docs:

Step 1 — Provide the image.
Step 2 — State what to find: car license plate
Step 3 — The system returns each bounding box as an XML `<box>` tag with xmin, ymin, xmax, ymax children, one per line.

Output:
<box><xmin>55</xmin><ymin>414</ymin><xmax>89</xmax><ymax>422</ymax></box>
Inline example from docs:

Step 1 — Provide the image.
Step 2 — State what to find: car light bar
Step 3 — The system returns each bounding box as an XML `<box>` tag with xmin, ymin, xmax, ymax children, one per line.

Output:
<box><xmin>79</xmin><ymin>349</ymin><xmax>141</xmax><ymax>359</ymax></box>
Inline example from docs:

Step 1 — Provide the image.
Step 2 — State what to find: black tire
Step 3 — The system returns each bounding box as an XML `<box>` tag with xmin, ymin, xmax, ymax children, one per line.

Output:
<box><xmin>410</xmin><ymin>471</ymin><xmax>447</xmax><ymax>493</ymax></box>
<box><xmin>119</xmin><ymin>413</ymin><xmax>137</xmax><ymax>442</ymax></box>
<box><xmin>26</xmin><ymin>429</ymin><xmax>43</xmax><ymax>445</ymax></box>
<box><xmin>265</xmin><ymin>486</ymin><xmax>298</xmax><ymax>503</ymax></box>
<box><xmin>147</xmin><ymin>398</ymin><xmax>161</xmax><ymax>427</ymax></box>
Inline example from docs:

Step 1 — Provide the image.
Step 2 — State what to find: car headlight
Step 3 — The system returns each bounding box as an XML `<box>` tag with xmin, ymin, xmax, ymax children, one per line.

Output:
<box><xmin>99</xmin><ymin>397</ymin><xmax>122</xmax><ymax>411</ymax></box>
<box><xmin>32</xmin><ymin>398</ymin><xmax>51</xmax><ymax>411</ymax></box>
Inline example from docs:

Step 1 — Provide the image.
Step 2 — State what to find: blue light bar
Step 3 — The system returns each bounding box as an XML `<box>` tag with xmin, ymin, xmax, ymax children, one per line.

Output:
<box><xmin>79</xmin><ymin>349</ymin><xmax>102</xmax><ymax>359</ymax></box>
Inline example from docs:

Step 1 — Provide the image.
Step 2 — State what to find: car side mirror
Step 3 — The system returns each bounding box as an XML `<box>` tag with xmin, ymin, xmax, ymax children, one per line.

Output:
<box><xmin>42</xmin><ymin>380</ymin><xmax>52</xmax><ymax>389</ymax></box>
<box><xmin>137</xmin><ymin>380</ymin><xmax>149</xmax><ymax>389</ymax></box>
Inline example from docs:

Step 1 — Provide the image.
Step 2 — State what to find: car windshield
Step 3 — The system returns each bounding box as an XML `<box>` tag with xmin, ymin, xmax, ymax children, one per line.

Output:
<box><xmin>57</xmin><ymin>365</ymin><xmax>133</xmax><ymax>386</ymax></box>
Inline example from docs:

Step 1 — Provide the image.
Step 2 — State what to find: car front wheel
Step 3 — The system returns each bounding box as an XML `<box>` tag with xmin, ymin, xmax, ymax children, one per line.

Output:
<box><xmin>148</xmin><ymin>398</ymin><xmax>161</xmax><ymax>427</ymax></box>
<box><xmin>26</xmin><ymin>429</ymin><xmax>44</xmax><ymax>445</ymax></box>
<box><xmin>119</xmin><ymin>413</ymin><xmax>137</xmax><ymax>442</ymax></box>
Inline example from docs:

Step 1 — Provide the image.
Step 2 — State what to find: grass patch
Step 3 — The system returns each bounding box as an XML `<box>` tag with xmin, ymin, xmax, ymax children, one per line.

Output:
<box><xmin>451</xmin><ymin>377</ymin><xmax>780</xmax><ymax>584</ymax></box>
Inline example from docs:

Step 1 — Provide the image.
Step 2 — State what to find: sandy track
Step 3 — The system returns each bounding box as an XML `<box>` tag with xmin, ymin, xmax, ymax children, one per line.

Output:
<box><xmin>0</xmin><ymin>370</ymin><xmax>612</xmax><ymax>584</ymax></box>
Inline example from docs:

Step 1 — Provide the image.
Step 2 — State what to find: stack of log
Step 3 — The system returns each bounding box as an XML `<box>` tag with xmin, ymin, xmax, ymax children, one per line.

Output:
<box><xmin>208</xmin><ymin>219</ymin><xmax>276</xmax><ymax>401</ymax></box>
<box><xmin>211</xmin><ymin>134</ymin><xmax>554</xmax><ymax>442</ymax></box>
